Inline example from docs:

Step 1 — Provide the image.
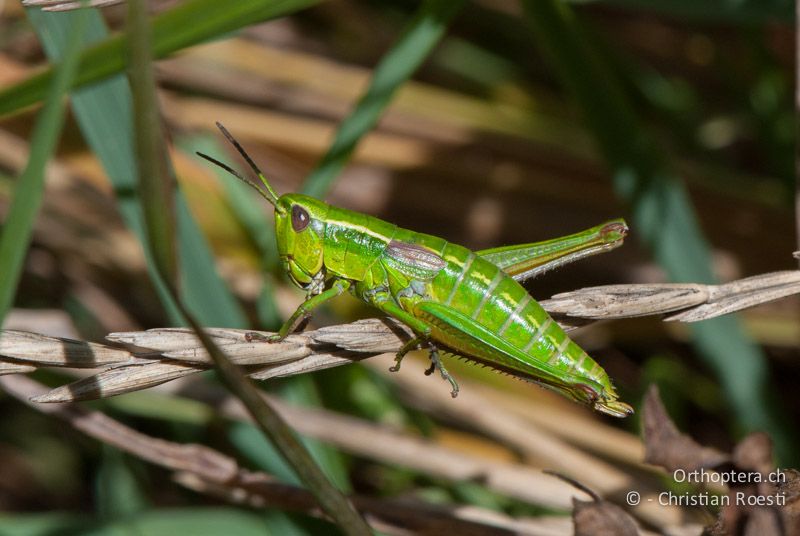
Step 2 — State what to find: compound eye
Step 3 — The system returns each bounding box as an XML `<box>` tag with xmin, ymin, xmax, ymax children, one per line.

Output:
<box><xmin>291</xmin><ymin>205</ymin><xmax>310</xmax><ymax>232</ymax></box>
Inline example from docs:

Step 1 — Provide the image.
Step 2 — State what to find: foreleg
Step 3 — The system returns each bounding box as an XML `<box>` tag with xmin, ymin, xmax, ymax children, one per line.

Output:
<box><xmin>248</xmin><ymin>279</ymin><xmax>351</xmax><ymax>342</ymax></box>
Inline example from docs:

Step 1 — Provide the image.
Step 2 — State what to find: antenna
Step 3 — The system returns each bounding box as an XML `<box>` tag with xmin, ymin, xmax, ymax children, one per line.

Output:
<box><xmin>196</xmin><ymin>122</ymin><xmax>282</xmax><ymax>209</ymax></box>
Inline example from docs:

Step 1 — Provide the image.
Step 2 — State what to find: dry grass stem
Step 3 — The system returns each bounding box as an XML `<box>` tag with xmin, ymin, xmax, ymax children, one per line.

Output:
<box><xmin>0</xmin><ymin>329</ymin><xmax>132</xmax><ymax>366</ymax></box>
<box><xmin>0</xmin><ymin>362</ymin><xmax>37</xmax><ymax>375</ymax></box>
<box><xmin>1</xmin><ymin>274</ymin><xmax>764</xmax><ymax>531</ymax></box>
<box><xmin>1</xmin><ymin>269</ymin><xmax>798</xmax><ymax>403</ymax></box>
<box><xmin>200</xmin><ymin>382</ymin><xmax>587</xmax><ymax>511</ymax></box>
<box><xmin>364</xmin><ymin>358</ymin><xmax>686</xmax><ymax>530</ymax></box>
<box><xmin>22</xmin><ymin>0</ymin><xmax>125</xmax><ymax>11</ymax></box>
<box><xmin>1</xmin><ymin>375</ymin><xmax>239</xmax><ymax>481</ymax></box>
<box><xmin>540</xmin><ymin>270</ymin><xmax>800</xmax><ymax>321</ymax></box>
<box><xmin>0</xmin><ymin>375</ymin><xmax>570</xmax><ymax>535</ymax></box>
<box><xmin>174</xmin><ymin>471</ymin><xmax>575</xmax><ymax>536</ymax></box>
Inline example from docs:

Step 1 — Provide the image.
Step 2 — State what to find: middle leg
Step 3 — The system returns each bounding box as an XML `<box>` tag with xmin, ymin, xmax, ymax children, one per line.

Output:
<box><xmin>373</xmin><ymin>298</ymin><xmax>460</xmax><ymax>397</ymax></box>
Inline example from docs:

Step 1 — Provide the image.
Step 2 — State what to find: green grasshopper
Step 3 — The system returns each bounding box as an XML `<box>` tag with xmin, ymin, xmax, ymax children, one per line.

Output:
<box><xmin>199</xmin><ymin>123</ymin><xmax>633</xmax><ymax>417</ymax></box>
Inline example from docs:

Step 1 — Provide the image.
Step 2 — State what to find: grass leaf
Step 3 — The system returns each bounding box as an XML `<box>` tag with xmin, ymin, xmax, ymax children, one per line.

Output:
<box><xmin>0</xmin><ymin>0</ymin><xmax>322</xmax><ymax>118</ymax></box>
<box><xmin>175</xmin><ymin>308</ymin><xmax>373</xmax><ymax>536</ymax></box>
<box><xmin>0</xmin><ymin>7</ymin><xmax>89</xmax><ymax>324</ymax></box>
<box><xmin>27</xmin><ymin>7</ymin><xmax>248</xmax><ymax>327</ymax></box>
<box><xmin>128</xmin><ymin>0</ymin><xmax>178</xmax><ymax>287</ymax></box>
<box><xmin>522</xmin><ymin>0</ymin><xmax>796</xmax><ymax>463</ymax></box>
<box><xmin>301</xmin><ymin>0</ymin><xmax>467</xmax><ymax>198</ymax></box>
<box><xmin>120</xmin><ymin>3</ymin><xmax>365</xmax><ymax>529</ymax></box>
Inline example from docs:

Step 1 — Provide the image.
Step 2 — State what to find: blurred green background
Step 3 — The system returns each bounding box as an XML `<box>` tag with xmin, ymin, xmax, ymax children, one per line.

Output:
<box><xmin>0</xmin><ymin>0</ymin><xmax>796</xmax><ymax>534</ymax></box>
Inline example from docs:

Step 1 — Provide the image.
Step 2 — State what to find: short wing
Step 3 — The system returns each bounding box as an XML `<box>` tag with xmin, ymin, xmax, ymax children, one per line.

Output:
<box><xmin>417</xmin><ymin>301</ymin><xmax>632</xmax><ymax>417</ymax></box>
<box><xmin>414</xmin><ymin>300</ymin><xmax>571</xmax><ymax>387</ymax></box>
<box><xmin>384</xmin><ymin>240</ymin><xmax>446</xmax><ymax>281</ymax></box>
<box><xmin>478</xmin><ymin>219</ymin><xmax>627</xmax><ymax>282</ymax></box>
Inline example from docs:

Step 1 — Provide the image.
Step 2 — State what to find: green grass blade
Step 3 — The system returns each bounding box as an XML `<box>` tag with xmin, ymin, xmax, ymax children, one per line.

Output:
<box><xmin>522</xmin><ymin>0</ymin><xmax>796</xmax><ymax>463</ymax></box>
<box><xmin>27</xmin><ymin>8</ymin><xmax>247</xmax><ymax>327</ymax></box>
<box><xmin>0</xmin><ymin>7</ymin><xmax>89</xmax><ymax>324</ymax></box>
<box><xmin>301</xmin><ymin>0</ymin><xmax>467</xmax><ymax>198</ymax></box>
<box><xmin>128</xmin><ymin>0</ymin><xmax>178</xmax><ymax>287</ymax></box>
<box><xmin>275</xmin><ymin>376</ymin><xmax>352</xmax><ymax>491</ymax></box>
<box><xmin>176</xmin><ymin>195</ymin><xmax>249</xmax><ymax>326</ymax></box>
<box><xmin>177</xmin><ymin>307</ymin><xmax>372</xmax><ymax>536</ymax></box>
<box><xmin>0</xmin><ymin>0</ymin><xmax>322</xmax><ymax>118</ymax></box>
<box><xmin>95</xmin><ymin>446</ymin><xmax>150</xmax><ymax>519</ymax></box>
<box><xmin>122</xmin><ymin>4</ymin><xmax>362</xmax><ymax>526</ymax></box>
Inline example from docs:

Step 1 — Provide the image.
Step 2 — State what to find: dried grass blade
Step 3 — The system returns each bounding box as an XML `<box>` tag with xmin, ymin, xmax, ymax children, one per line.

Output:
<box><xmin>667</xmin><ymin>271</ymin><xmax>800</xmax><ymax>321</ymax></box>
<box><xmin>162</xmin><ymin>341</ymin><xmax>311</xmax><ymax>365</ymax></box>
<box><xmin>249</xmin><ymin>351</ymin><xmax>373</xmax><ymax>380</ymax></box>
<box><xmin>32</xmin><ymin>361</ymin><xmax>202</xmax><ymax>402</ymax></box>
<box><xmin>0</xmin><ymin>363</ymin><xmax>37</xmax><ymax>375</ymax></box>
<box><xmin>541</xmin><ymin>284</ymin><xmax>709</xmax><ymax>319</ymax></box>
<box><xmin>107</xmin><ymin>327</ymin><xmax>249</xmax><ymax>351</ymax></box>
<box><xmin>0</xmin><ymin>330</ymin><xmax>132</xmax><ymax>366</ymax></box>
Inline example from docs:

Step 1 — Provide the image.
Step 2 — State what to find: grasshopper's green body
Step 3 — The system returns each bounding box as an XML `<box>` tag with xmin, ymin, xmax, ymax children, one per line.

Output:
<box><xmin>201</xmin><ymin>124</ymin><xmax>633</xmax><ymax>418</ymax></box>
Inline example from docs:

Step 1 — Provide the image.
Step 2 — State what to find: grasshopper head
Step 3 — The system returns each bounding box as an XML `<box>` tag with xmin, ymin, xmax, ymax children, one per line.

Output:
<box><xmin>197</xmin><ymin>123</ymin><xmax>331</xmax><ymax>292</ymax></box>
<box><xmin>274</xmin><ymin>194</ymin><xmax>329</xmax><ymax>289</ymax></box>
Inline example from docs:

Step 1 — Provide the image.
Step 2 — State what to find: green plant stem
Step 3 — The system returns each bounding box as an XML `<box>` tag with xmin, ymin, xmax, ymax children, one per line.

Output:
<box><xmin>128</xmin><ymin>0</ymin><xmax>178</xmax><ymax>286</ymax></box>
<box><xmin>180</xmin><ymin>310</ymin><xmax>373</xmax><ymax>536</ymax></box>
<box><xmin>125</xmin><ymin>1</ymin><xmax>371</xmax><ymax>530</ymax></box>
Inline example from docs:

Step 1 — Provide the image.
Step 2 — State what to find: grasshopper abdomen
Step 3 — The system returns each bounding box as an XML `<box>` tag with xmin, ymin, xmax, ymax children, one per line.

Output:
<box><xmin>411</xmin><ymin>239</ymin><xmax>630</xmax><ymax>416</ymax></box>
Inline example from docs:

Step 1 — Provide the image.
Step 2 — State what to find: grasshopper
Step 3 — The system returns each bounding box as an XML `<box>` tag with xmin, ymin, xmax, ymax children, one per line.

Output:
<box><xmin>199</xmin><ymin>123</ymin><xmax>633</xmax><ymax>417</ymax></box>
